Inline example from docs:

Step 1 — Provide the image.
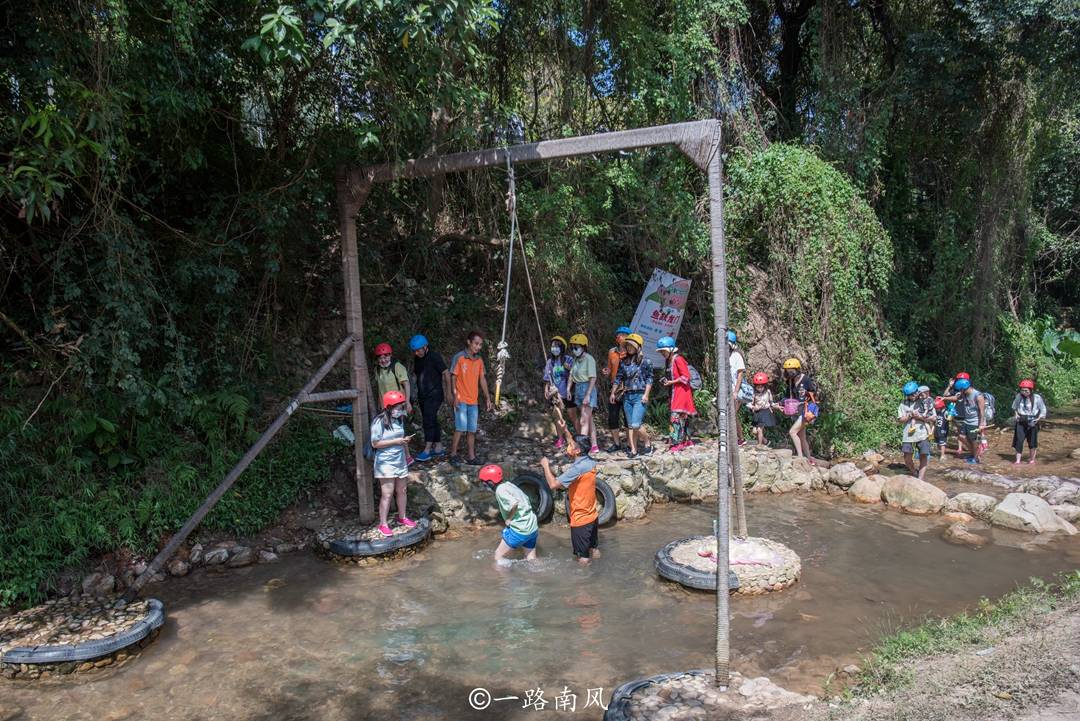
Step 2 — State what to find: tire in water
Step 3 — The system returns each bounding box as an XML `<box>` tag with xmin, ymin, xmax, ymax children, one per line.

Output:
<box><xmin>511</xmin><ymin>472</ymin><xmax>554</xmax><ymax>523</ymax></box>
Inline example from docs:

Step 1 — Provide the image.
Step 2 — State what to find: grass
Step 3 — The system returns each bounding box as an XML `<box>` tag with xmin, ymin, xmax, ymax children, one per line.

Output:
<box><xmin>847</xmin><ymin>571</ymin><xmax>1080</xmax><ymax>697</ymax></box>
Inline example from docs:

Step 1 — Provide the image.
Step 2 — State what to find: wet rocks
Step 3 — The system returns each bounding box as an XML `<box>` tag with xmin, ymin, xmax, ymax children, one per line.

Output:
<box><xmin>990</xmin><ymin>493</ymin><xmax>1078</xmax><ymax>535</ymax></box>
<box><xmin>828</xmin><ymin>462</ymin><xmax>865</xmax><ymax>489</ymax></box>
<box><xmin>1070</xmin><ymin>448</ymin><xmax>1080</xmax><ymax>460</ymax></box>
<box><xmin>882</xmin><ymin>475</ymin><xmax>947</xmax><ymax>515</ymax></box>
<box><xmin>203</xmin><ymin>547</ymin><xmax>229</xmax><ymax>566</ymax></box>
<box><xmin>258</xmin><ymin>550</ymin><xmax>279</xmax><ymax>564</ymax></box>
<box><xmin>226</xmin><ymin>546</ymin><xmax>254</xmax><ymax>568</ymax></box>
<box><xmin>1051</xmin><ymin>504</ymin><xmax>1080</xmax><ymax>523</ymax></box>
<box><xmin>81</xmin><ymin>573</ymin><xmax>115</xmax><ymax>597</ymax></box>
<box><xmin>946</xmin><ymin>492</ymin><xmax>998</xmax><ymax>521</ymax></box>
<box><xmin>942</xmin><ymin>522</ymin><xmax>988</xmax><ymax>549</ymax></box>
<box><xmin>166</xmin><ymin>559</ymin><xmax>190</xmax><ymax>577</ymax></box>
<box><xmin>188</xmin><ymin>544</ymin><xmax>204</xmax><ymax>566</ymax></box>
<box><xmin>621</xmin><ymin>671</ymin><xmax>815</xmax><ymax>720</ymax></box>
<box><xmin>848</xmin><ymin>475</ymin><xmax>885</xmax><ymax>504</ymax></box>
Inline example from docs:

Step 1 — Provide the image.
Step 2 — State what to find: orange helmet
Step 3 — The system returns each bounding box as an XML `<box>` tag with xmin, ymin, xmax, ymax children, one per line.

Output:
<box><xmin>751</xmin><ymin>372</ymin><xmax>769</xmax><ymax>385</ymax></box>
<box><xmin>478</xmin><ymin>464</ymin><xmax>503</xmax><ymax>484</ymax></box>
<box><xmin>382</xmin><ymin>390</ymin><xmax>406</xmax><ymax>407</ymax></box>
<box><xmin>1018</xmin><ymin>379</ymin><xmax>1035</xmax><ymax>390</ymax></box>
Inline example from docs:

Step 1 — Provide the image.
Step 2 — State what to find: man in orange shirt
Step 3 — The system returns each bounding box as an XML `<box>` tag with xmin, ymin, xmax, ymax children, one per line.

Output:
<box><xmin>602</xmin><ymin>326</ymin><xmax>631</xmax><ymax>453</ymax></box>
<box><xmin>449</xmin><ymin>330</ymin><xmax>494</xmax><ymax>466</ymax></box>
<box><xmin>540</xmin><ymin>432</ymin><xmax>600</xmax><ymax>565</ymax></box>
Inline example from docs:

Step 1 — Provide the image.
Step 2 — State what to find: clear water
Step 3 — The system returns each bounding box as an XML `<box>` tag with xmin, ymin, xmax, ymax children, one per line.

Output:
<box><xmin>5</xmin><ymin>496</ymin><xmax>1079</xmax><ymax>721</ymax></box>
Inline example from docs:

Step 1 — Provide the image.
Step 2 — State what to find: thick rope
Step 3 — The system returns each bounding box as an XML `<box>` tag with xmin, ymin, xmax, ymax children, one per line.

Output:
<box><xmin>494</xmin><ymin>152</ymin><xmax>516</xmax><ymax>407</ymax></box>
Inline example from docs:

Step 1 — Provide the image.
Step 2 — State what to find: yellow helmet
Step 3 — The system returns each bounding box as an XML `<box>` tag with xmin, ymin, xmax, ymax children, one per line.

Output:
<box><xmin>569</xmin><ymin>333</ymin><xmax>589</xmax><ymax>347</ymax></box>
<box><xmin>550</xmin><ymin>335</ymin><xmax>567</xmax><ymax>348</ymax></box>
<box><xmin>625</xmin><ymin>333</ymin><xmax>644</xmax><ymax>349</ymax></box>
<box><xmin>782</xmin><ymin>357</ymin><xmax>801</xmax><ymax>370</ymax></box>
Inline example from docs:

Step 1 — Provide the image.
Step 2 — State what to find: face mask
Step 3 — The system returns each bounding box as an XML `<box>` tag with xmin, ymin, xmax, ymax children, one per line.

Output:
<box><xmin>378</xmin><ymin>357</ymin><xmax>391</xmax><ymax>368</ymax></box>
<box><xmin>551</xmin><ymin>345</ymin><xmax>561</xmax><ymax>356</ymax></box>
<box><xmin>572</xmin><ymin>348</ymin><xmax>583</xmax><ymax>357</ymax></box>
<box><xmin>391</xmin><ymin>408</ymin><xmax>406</xmax><ymax>419</ymax></box>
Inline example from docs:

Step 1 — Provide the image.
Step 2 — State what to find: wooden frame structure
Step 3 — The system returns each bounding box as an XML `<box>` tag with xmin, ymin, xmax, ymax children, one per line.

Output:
<box><xmin>127</xmin><ymin>118</ymin><xmax>742</xmax><ymax>683</ymax></box>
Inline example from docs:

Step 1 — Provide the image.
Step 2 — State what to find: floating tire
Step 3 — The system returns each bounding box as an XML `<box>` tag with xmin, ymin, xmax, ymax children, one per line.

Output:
<box><xmin>327</xmin><ymin>517</ymin><xmax>432</xmax><ymax>557</ymax></box>
<box><xmin>510</xmin><ymin>472</ymin><xmax>554</xmax><ymax>523</ymax></box>
<box><xmin>604</xmin><ymin>670</ymin><xmax>710</xmax><ymax>721</ymax></box>
<box><xmin>0</xmin><ymin>599</ymin><xmax>165</xmax><ymax>665</ymax></box>
<box><xmin>563</xmin><ymin>478</ymin><xmax>617</xmax><ymax>526</ymax></box>
<box><xmin>655</xmin><ymin>537</ymin><xmax>739</xmax><ymax>591</ymax></box>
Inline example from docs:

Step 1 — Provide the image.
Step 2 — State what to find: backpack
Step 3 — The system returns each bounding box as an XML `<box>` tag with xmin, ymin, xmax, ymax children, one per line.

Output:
<box><xmin>982</xmin><ymin>391</ymin><xmax>996</xmax><ymax>422</ymax></box>
<box><xmin>687</xmin><ymin>364</ymin><xmax>703</xmax><ymax>391</ymax></box>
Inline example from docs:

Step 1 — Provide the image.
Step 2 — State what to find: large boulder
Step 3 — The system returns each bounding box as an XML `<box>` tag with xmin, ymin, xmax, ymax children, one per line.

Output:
<box><xmin>881</xmin><ymin>475</ymin><xmax>947</xmax><ymax>515</ymax></box>
<box><xmin>990</xmin><ymin>493</ymin><xmax>1078</xmax><ymax>534</ymax></box>
<box><xmin>1052</xmin><ymin>504</ymin><xmax>1080</xmax><ymax>523</ymax></box>
<box><xmin>945</xmin><ymin>492</ymin><xmax>998</xmax><ymax>521</ymax></box>
<box><xmin>1046</xmin><ymin>482</ymin><xmax>1080</xmax><ymax>507</ymax></box>
<box><xmin>848</xmin><ymin>475</ymin><xmax>885</xmax><ymax>504</ymax></box>
<box><xmin>828</xmin><ymin>462</ymin><xmax>866</xmax><ymax>490</ymax></box>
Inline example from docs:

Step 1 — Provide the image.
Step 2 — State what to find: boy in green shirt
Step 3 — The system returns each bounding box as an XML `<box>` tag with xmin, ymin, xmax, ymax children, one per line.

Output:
<box><xmin>478</xmin><ymin>464</ymin><xmax>539</xmax><ymax>564</ymax></box>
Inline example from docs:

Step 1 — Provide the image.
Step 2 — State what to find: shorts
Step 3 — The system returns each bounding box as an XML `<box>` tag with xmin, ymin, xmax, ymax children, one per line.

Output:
<box><xmin>563</xmin><ymin>395</ymin><xmax>577</xmax><ymax>409</ymax></box>
<box><xmin>963</xmin><ymin>425</ymin><xmax>980</xmax><ymax>442</ymax></box>
<box><xmin>934</xmin><ymin>426</ymin><xmax>949</xmax><ymax>445</ymax></box>
<box><xmin>607</xmin><ymin>399</ymin><xmax>626</xmax><ymax>429</ymax></box>
<box><xmin>901</xmin><ymin>440</ymin><xmax>931</xmax><ymax>456</ymax></box>
<box><xmin>573</xmin><ymin>383</ymin><xmax>598</xmax><ymax>408</ymax></box>
<box><xmin>502</xmin><ymin>527</ymin><xmax>538</xmax><ymax>550</ymax></box>
<box><xmin>570</xmin><ymin>520</ymin><xmax>599</xmax><ymax>558</ymax></box>
<box><xmin>752</xmin><ymin>409</ymin><xmax>776</xmax><ymax>428</ymax></box>
<box><xmin>623</xmin><ymin>392</ymin><xmax>647</xmax><ymax>429</ymax></box>
<box><xmin>454</xmin><ymin>403</ymin><xmax>478</xmax><ymax>433</ymax></box>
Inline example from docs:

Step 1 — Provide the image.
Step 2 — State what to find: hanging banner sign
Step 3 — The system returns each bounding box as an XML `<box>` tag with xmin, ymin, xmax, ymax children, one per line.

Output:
<box><xmin>630</xmin><ymin>268</ymin><xmax>692</xmax><ymax>367</ymax></box>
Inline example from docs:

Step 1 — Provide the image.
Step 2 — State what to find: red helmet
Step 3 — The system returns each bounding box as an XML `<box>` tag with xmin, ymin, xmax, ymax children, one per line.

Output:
<box><xmin>1019</xmin><ymin>379</ymin><xmax>1035</xmax><ymax>389</ymax></box>
<box><xmin>374</xmin><ymin>342</ymin><xmax>392</xmax><ymax>356</ymax></box>
<box><xmin>934</xmin><ymin>396</ymin><xmax>946</xmax><ymax>410</ymax></box>
<box><xmin>382</xmin><ymin>390</ymin><xmax>406</xmax><ymax>407</ymax></box>
<box><xmin>478</xmin><ymin>464</ymin><xmax>503</xmax><ymax>484</ymax></box>
<box><xmin>955</xmin><ymin>372</ymin><xmax>970</xmax><ymax>381</ymax></box>
<box><xmin>751</xmin><ymin>372</ymin><xmax>769</xmax><ymax>385</ymax></box>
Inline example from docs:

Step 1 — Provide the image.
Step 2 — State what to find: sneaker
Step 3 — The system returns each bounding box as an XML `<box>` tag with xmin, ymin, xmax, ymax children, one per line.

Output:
<box><xmin>640</xmin><ymin>446</ymin><xmax>654</xmax><ymax>456</ymax></box>
<box><xmin>397</xmin><ymin>516</ymin><xmax>417</xmax><ymax>528</ymax></box>
<box><xmin>554</xmin><ymin>437</ymin><xmax>565</xmax><ymax>449</ymax></box>
<box><xmin>377</xmin><ymin>524</ymin><xmax>394</xmax><ymax>537</ymax></box>
<box><xmin>1027</xmin><ymin>459</ymin><xmax>1037</xmax><ymax>465</ymax></box>
<box><xmin>589</xmin><ymin>445</ymin><xmax>600</xmax><ymax>455</ymax></box>
<box><xmin>1013</xmin><ymin>460</ymin><xmax>1022</xmax><ymax>465</ymax></box>
<box><xmin>449</xmin><ymin>455</ymin><xmax>463</xmax><ymax>467</ymax></box>
<box><xmin>737</xmin><ymin>439</ymin><xmax>747</xmax><ymax>446</ymax></box>
<box><xmin>416</xmin><ymin>450</ymin><xmax>434</xmax><ymax>462</ymax></box>
<box><xmin>435</xmin><ymin>448</ymin><xmax>448</xmax><ymax>457</ymax></box>
<box><xmin>626</xmin><ymin>450</ymin><xmax>638</xmax><ymax>459</ymax></box>
<box><xmin>605</xmin><ymin>444</ymin><xmax>620</xmax><ymax>454</ymax></box>
<box><xmin>465</xmin><ymin>456</ymin><xmax>484</xmax><ymax>466</ymax></box>
<box><xmin>965</xmin><ymin>457</ymin><xmax>979</xmax><ymax>464</ymax></box>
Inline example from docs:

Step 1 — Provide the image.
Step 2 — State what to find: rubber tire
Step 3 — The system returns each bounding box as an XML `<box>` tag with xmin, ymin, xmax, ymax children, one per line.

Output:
<box><xmin>655</xmin><ymin>536</ymin><xmax>740</xmax><ymax>591</ymax></box>
<box><xmin>328</xmin><ymin>517</ymin><xmax>431</xmax><ymax>557</ymax></box>
<box><xmin>604</xmin><ymin>670</ymin><xmax>710</xmax><ymax>721</ymax></box>
<box><xmin>563</xmin><ymin>478</ymin><xmax>617</xmax><ymax>526</ymax></box>
<box><xmin>1</xmin><ymin>599</ymin><xmax>165</xmax><ymax>664</ymax></box>
<box><xmin>510</xmin><ymin>472</ymin><xmax>554</xmax><ymax>523</ymax></box>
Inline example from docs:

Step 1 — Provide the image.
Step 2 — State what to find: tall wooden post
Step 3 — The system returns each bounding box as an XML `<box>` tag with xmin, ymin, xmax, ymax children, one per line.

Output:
<box><xmin>706</xmin><ymin>125</ymin><xmax>732</xmax><ymax>688</ymax></box>
<box><xmin>337</xmin><ymin>172</ymin><xmax>376</xmax><ymax>524</ymax></box>
<box><xmin>730</xmin><ymin>395</ymin><xmax>748</xmax><ymax>538</ymax></box>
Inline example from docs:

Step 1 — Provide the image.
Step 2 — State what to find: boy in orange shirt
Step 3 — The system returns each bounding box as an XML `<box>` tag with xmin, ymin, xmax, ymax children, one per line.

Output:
<box><xmin>449</xmin><ymin>330</ymin><xmax>494</xmax><ymax>466</ymax></box>
<box><xmin>540</xmin><ymin>432</ymin><xmax>600</xmax><ymax>565</ymax></box>
<box><xmin>602</xmin><ymin>326</ymin><xmax>630</xmax><ymax>453</ymax></box>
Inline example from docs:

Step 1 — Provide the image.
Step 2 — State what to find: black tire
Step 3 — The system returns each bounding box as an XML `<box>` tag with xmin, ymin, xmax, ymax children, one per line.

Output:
<box><xmin>328</xmin><ymin>517</ymin><xmax>431</xmax><ymax>557</ymax></box>
<box><xmin>1</xmin><ymin>599</ymin><xmax>165</xmax><ymax>664</ymax></box>
<box><xmin>563</xmin><ymin>478</ymin><xmax>617</xmax><ymax>526</ymax></box>
<box><xmin>605</xmin><ymin>670</ymin><xmax>710</xmax><ymax>721</ymax></box>
<box><xmin>655</xmin><ymin>536</ymin><xmax>739</xmax><ymax>591</ymax></box>
<box><xmin>511</xmin><ymin>472</ymin><xmax>554</xmax><ymax>523</ymax></box>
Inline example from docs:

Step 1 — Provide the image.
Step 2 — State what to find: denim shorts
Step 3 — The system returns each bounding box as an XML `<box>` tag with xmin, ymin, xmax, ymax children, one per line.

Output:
<box><xmin>502</xmin><ymin>526</ymin><xmax>538</xmax><ymax>549</ymax></box>
<box><xmin>454</xmin><ymin>403</ymin><xmax>478</xmax><ymax>433</ymax></box>
<box><xmin>623</xmin><ymin>392</ymin><xmax>647</xmax><ymax>429</ymax></box>
<box><xmin>573</xmin><ymin>383</ymin><xmax>598</xmax><ymax>408</ymax></box>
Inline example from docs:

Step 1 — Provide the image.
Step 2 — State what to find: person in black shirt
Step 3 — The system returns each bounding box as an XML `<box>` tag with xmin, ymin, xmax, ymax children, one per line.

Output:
<box><xmin>782</xmin><ymin>357</ymin><xmax>818</xmax><ymax>464</ymax></box>
<box><xmin>409</xmin><ymin>334</ymin><xmax>451</xmax><ymax>461</ymax></box>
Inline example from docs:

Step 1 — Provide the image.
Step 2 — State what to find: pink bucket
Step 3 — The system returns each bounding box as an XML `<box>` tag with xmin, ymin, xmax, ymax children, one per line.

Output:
<box><xmin>782</xmin><ymin>398</ymin><xmax>801</xmax><ymax>417</ymax></box>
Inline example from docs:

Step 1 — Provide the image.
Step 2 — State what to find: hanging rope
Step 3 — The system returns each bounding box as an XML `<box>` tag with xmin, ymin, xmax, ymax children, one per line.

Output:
<box><xmin>493</xmin><ymin>152</ymin><xmax>516</xmax><ymax>407</ymax></box>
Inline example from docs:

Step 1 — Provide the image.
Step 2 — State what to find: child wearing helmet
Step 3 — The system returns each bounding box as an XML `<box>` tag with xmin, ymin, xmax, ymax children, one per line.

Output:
<box><xmin>410</xmin><ymin>335</ymin><xmax>451</xmax><ymax>462</ymax></box>
<box><xmin>611</xmin><ymin>333</ymin><xmax>654</xmax><ymax>457</ymax></box>
<box><xmin>1011</xmin><ymin>379</ymin><xmax>1047</xmax><ymax>465</ymax></box>
<box><xmin>370</xmin><ymin>391</ymin><xmax>418</xmax><ymax>537</ymax></box>
<box><xmin>747</xmin><ymin>372</ymin><xmax>779</xmax><ymax>446</ymax></box>
<box><xmin>944</xmin><ymin>377</ymin><xmax>987</xmax><ymax>463</ymax></box>
<box><xmin>478</xmin><ymin>464</ymin><xmax>539</xmax><ymax>564</ymax></box>
<box><xmin>932</xmin><ymin>396</ymin><xmax>950</xmax><ymax>460</ymax></box>
<box><xmin>657</xmin><ymin>336</ymin><xmax>696</xmax><ymax>451</ymax></box>
<box><xmin>897</xmin><ymin>381</ymin><xmax>934</xmax><ymax>480</ymax></box>
<box><xmin>727</xmin><ymin>331</ymin><xmax>748</xmax><ymax>446</ymax></box>
<box><xmin>602</xmin><ymin>326</ymin><xmax>632</xmax><ymax>453</ymax></box>
<box><xmin>540</xmin><ymin>432</ymin><xmax>601</xmax><ymax>565</ymax></box>
<box><xmin>543</xmin><ymin>335</ymin><xmax>577</xmax><ymax>448</ymax></box>
<box><xmin>373</xmin><ymin>342</ymin><xmax>412</xmax><ymax>413</ymax></box>
<box><xmin>782</xmin><ymin>358</ymin><xmax>817</xmax><ymax>462</ymax></box>
<box><xmin>567</xmin><ymin>333</ymin><xmax>600</xmax><ymax>454</ymax></box>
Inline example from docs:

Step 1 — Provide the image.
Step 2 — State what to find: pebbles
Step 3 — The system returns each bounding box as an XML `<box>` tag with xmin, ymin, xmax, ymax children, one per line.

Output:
<box><xmin>620</xmin><ymin>671</ymin><xmax>815</xmax><ymax>720</ymax></box>
<box><xmin>667</xmin><ymin>536</ymin><xmax>801</xmax><ymax>595</ymax></box>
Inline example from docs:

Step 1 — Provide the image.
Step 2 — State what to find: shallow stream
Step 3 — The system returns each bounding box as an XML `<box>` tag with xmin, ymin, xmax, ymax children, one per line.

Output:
<box><xmin>5</xmin><ymin>496</ymin><xmax>1080</xmax><ymax>721</ymax></box>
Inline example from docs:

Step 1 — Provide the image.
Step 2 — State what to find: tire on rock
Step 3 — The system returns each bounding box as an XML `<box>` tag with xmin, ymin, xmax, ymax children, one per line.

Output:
<box><xmin>655</xmin><ymin>537</ymin><xmax>740</xmax><ymax>591</ymax></box>
<box><xmin>327</xmin><ymin>517</ymin><xmax>432</xmax><ymax>557</ymax></box>
<box><xmin>511</xmin><ymin>472</ymin><xmax>554</xmax><ymax>523</ymax></box>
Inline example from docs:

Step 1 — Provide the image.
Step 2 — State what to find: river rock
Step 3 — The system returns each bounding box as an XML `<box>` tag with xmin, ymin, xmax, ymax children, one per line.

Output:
<box><xmin>943</xmin><ymin>511</ymin><xmax>974</xmax><ymax>524</ymax></box>
<box><xmin>882</xmin><ymin>475</ymin><xmax>947</xmax><ymax>515</ymax></box>
<box><xmin>203</xmin><ymin>547</ymin><xmax>229</xmax><ymax>566</ymax></box>
<box><xmin>227</xmin><ymin>547</ymin><xmax>255</xmax><ymax>567</ymax></box>
<box><xmin>258</xmin><ymin>550</ymin><xmax>279</xmax><ymax>564</ymax></box>
<box><xmin>81</xmin><ymin>573</ymin><xmax>115</xmax><ymax>597</ymax></box>
<box><xmin>942</xmin><ymin>522</ymin><xmax>987</xmax><ymax>549</ymax></box>
<box><xmin>1046</xmin><ymin>482</ymin><xmax>1080</xmax><ymax>506</ymax></box>
<box><xmin>945</xmin><ymin>492</ymin><xmax>998</xmax><ymax>521</ymax></box>
<box><xmin>828</xmin><ymin>462</ymin><xmax>865</xmax><ymax>489</ymax></box>
<box><xmin>1070</xmin><ymin>448</ymin><xmax>1080</xmax><ymax>460</ymax></box>
<box><xmin>188</xmin><ymin>544</ymin><xmax>204</xmax><ymax>566</ymax></box>
<box><xmin>848</xmin><ymin>475</ymin><xmax>885</xmax><ymax>504</ymax></box>
<box><xmin>166</xmin><ymin>559</ymin><xmax>190</xmax><ymax>577</ymax></box>
<box><xmin>990</xmin><ymin>493</ymin><xmax>1078</xmax><ymax>534</ymax></box>
<box><xmin>1051</xmin><ymin>504</ymin><xmax>1080</xmax><ymax>523</ymax></box>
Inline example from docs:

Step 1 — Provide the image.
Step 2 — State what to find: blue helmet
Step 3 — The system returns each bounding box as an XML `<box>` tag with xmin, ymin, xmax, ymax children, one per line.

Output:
<box><xmin>656</xmin><ymin>336</ymin><xmax>676</xmax><ymax>350</ymax></box>
<box><xmin>902</xmin><ymin>381</ymin><xmax>919</xmax><ymax>396</ymax></box>
<box><xmin>726</xmin><ymin>330</ymin><xmax>737</xmax><ymax>344</ymax></box>
<box><xmin>616</xmin><ymin>325</ymin><xmax>633</xmax><ymax>336</ymax></box>
<box><xmin>408</xmin><ymin>334</ymin><xmax>429</xmax><ymax>352</ymax></box>
<box><xmin>954</xmin><ymin>378</ymin><xmax>971</xmax><ymax>391</ymax></box>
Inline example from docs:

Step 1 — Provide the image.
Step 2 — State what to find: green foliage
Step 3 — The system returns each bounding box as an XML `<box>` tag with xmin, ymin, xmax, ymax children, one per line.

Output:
<box><xmin>997</xmin><ymin>316</ymin><xmax>1080</xmax><ymax>406</ymax></box>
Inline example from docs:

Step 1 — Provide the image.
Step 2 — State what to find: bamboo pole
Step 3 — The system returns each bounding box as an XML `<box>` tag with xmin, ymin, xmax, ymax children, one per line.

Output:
<box><xmin>730</xmin><ymin>395</ymin><xmax>748</xmax><ymax>538</ymax></box>
<box><xmin>706</xmin><ymin>124</ymin><xmax>733</xmax><ymax>688</ymax></box>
